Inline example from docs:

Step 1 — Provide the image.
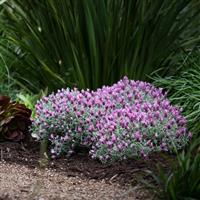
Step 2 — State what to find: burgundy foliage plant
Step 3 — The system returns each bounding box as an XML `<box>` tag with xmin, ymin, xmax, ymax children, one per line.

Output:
<box><xmin>0</xmin><ymin>95</ymin><xmax>32</xmax><ymax>142</ymax></box>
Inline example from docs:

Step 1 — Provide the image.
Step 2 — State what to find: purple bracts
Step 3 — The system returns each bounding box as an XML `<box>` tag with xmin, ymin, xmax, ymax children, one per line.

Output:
<box><xmin>31</xmin><ymin>77</ymin><xmax>190</xmax><ymax>162</ymax></box>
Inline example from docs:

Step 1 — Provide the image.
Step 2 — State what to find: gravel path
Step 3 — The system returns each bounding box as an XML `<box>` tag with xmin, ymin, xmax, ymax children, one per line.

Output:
<box><xmin>0</xmin><ymin>162</ymin><xmax>149</xmax><ymax>200</ymax></box>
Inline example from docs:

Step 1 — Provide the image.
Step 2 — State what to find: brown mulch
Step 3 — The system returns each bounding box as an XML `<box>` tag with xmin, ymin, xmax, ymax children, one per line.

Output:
<box><xmin>0</xmin><ymin>141</ymin><xmax>173</xmax><ymax>185</ymax></box>
<box><xmin>0</xmin><ymin>141</ymin><xmax>173</xmax><ymax>200</ymax></box>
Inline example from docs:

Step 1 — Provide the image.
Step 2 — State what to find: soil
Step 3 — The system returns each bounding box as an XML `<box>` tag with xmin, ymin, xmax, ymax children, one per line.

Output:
<box><xmin>0</xmin><ymin>141</ymin><xmax>173</xmax><ymax>200</ymax></box>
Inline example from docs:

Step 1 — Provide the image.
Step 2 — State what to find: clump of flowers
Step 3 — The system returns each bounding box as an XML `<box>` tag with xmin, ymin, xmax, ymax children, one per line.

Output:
<box><xmin>31</xmin><ymin>77</ymin><xmax>191</xmax><ymax>162</ymax></box>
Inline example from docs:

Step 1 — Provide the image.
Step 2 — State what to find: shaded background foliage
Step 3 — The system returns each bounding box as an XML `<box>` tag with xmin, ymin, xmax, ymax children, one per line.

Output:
<box><xmin>0</xmin><ymin>0</ymin><xmax>200</xmax><ymax>93</ymax></box>
<box><xmin>144</xmin><ymin>137</ymin><xmax>200</xmax><ymax>200</ymax></box>
<box><xmin>153</xmin><ymin>48</ymin><xmax>200</xmax><ymax>136</ymax></box>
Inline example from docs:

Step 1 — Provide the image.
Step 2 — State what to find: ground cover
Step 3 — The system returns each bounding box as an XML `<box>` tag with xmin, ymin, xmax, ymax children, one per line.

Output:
<box><xmin>0</xmin><ymin>141</ymin><xmax>173</xmax><ymax>199</ymax></box>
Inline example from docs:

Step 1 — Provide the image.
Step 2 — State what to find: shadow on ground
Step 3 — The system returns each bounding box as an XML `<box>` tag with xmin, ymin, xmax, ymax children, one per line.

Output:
<box><xmin>0</xmin><ymin>141</ymin><xmax>174</xmax><ymax>186</ymax></box>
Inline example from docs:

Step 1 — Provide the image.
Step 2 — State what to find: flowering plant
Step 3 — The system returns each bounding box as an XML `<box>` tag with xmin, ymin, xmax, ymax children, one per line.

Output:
<box><xmin>31</xmin><ymin>77</ymin><xmax>191</xmax><ymax>162</ymax></box>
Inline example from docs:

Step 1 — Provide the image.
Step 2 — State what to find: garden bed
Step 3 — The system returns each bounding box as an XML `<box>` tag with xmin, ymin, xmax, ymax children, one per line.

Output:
<box><xmin>0</xmin><ymin>141</ymin><xmax>173</xmax><ymax>200</ymax></box>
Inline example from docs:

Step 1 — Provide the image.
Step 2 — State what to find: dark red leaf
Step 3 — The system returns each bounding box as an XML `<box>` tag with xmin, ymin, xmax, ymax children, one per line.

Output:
<box><xmin>0</xmin><ymin>96</ymin><xmax>10</xmax><ymax>106</ymax></box>
<box><xmin>0</xmin><ymin>95</ymin><xmax>32</xmax><ymax>142</ymax></box>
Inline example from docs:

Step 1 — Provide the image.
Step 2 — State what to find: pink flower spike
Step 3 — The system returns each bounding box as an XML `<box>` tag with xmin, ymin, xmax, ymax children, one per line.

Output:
<box><xmin>188</xmin><ymin>132</ymin><xmax>192</xmax><ymax>139</ymax></box>
<box><xmin>77</xmin><ymin>126</ymin><xmax>82</xmax><ymax>133</ymax></box>
<box><xmin>111</xmin><ymin>134</ymin><xmax>117</xmax><ymax>142</ymax></box>
<box><xmin>134</xmin><ymin>131</ymin><xmax>142</xmax><ymax>141</ymax></box>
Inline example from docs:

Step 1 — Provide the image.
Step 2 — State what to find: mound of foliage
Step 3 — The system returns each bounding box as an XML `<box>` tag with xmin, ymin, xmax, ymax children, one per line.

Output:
<box><xmin>0</xmin><ymin>95</ymin><xmax>32</xmax><ymax>141</ymax></box>
<box><xmin>31</xmin><ymin>77</ymin><xmax>191</xmax><ymax>163</ymax></box>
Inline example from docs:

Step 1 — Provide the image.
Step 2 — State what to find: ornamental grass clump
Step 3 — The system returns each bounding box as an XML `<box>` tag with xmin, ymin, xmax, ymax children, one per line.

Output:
<box><xmin>31</xmin><ymin>77</ymin><xmax>190</xmax><ymax>162</ymax></box>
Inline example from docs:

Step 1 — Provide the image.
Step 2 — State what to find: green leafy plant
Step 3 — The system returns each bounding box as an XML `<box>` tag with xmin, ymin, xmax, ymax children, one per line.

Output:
<box><xmin>1</xmin><ymin>0</ymin><xmax>200</xmax><ymax>92</ymax></box>
<box><xmin>0</xmin><ymin>95</ymin><xmax>32</xmax><ymax>141</ymax></box>
<box><xmin>16</xmin><ymin>89</ymin><xmax>48</xmax><ymax>118</ymax></box>
<box><xmin>152</xmin><ymin>48</ymin><xmax>200</xmax><ymax>136</ymax></box>
<box><xmin>144</xmin><ymin>138</ymin><xmax>200</xmax><ymax>200</ymax></box>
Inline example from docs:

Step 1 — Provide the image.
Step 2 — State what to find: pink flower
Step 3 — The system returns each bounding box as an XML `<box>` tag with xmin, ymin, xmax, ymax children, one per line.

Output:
<box><xmin>77</xmin><ymin>126</ymin><xmax>82</xmax><ymax>133</ymax></box>
<box><xmin>88</xmin><ymin>124</ymin><xmax>94</xmax><ymax>132</ymax></box>
<box><xmin>188</xmin><ymin>132</ymin><xmax>192</xmax><ymax>139</ymax></box>
<box><xmin>160</xmin><ymin>143</ymin><xmax>168</xmax><ymax>151</ymax></box>
<box><xmin>117</xmin><ymin>144</ymin><xmax>123</xmax><ymax>150</ymax></box>
<box><xmin>107</xmin><ymin>141</ymin><xmax>113</xmax><ymax>147</ymax></box>
<box><xmin>111</xmin><ymin>134</ymin><xmax>117</xmax><ymax>142</ymax></box>
<box><xmin>99</xmin><ymin>136</ymin><xmax>106</xmax><ymax>143</ymax></box>
<box><xmin>146</xmin><ymin>140</ymin><xmax>153</xmax><ymax>147</ymax></box>
<box><xmin>134</xmin><ymin>131</ymin><xmax>142</xmax><ymax>141</ymax></box>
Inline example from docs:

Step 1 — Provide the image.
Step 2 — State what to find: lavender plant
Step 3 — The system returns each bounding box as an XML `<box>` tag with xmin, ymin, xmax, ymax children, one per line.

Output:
<box><xmin>31</xmin><ymin>77</ymin><xmax>191</xmax><ymax>162</ymax></box>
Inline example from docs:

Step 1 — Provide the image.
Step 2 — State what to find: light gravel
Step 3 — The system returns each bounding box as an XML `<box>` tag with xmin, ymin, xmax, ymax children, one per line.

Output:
<box><xmin>0</xmin><ymin>162</ymin><xmax>150</xmax><ymax>200</ymax></box>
